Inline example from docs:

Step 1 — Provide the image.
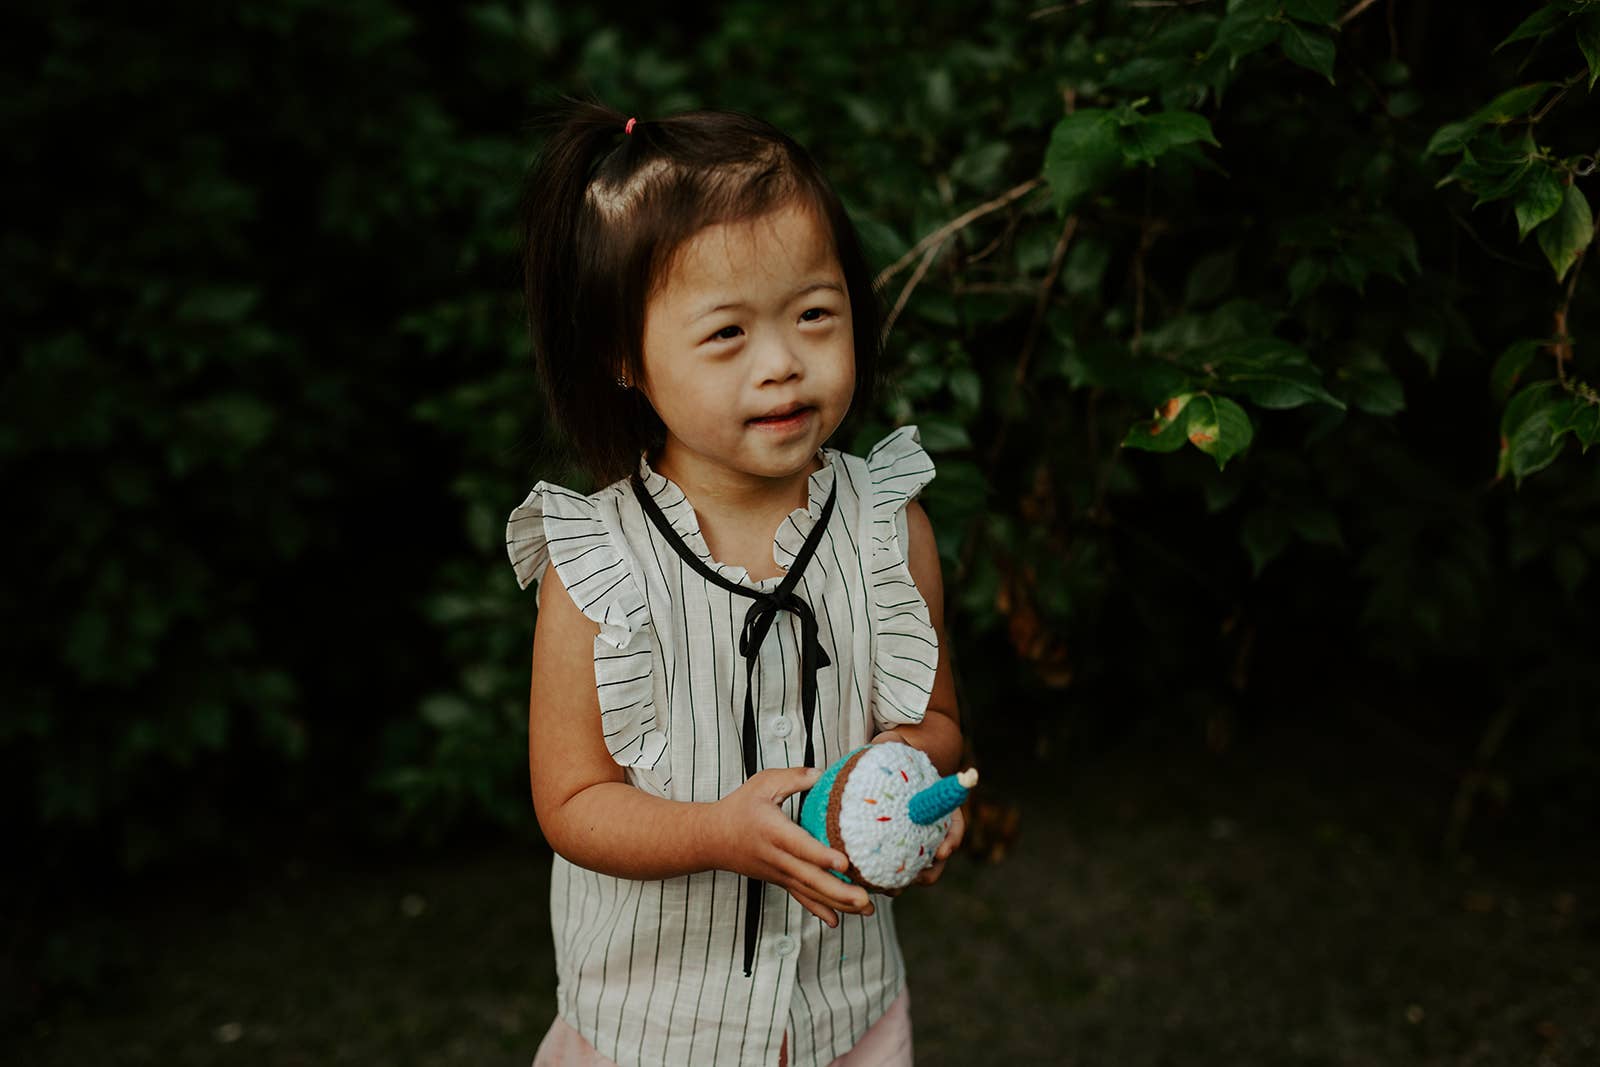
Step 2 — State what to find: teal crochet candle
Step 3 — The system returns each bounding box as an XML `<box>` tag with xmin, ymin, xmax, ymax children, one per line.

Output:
<box><xmin>799</xmin><ymin>741</ymin><xmax>978</xmax><ymax>892</ymax></box>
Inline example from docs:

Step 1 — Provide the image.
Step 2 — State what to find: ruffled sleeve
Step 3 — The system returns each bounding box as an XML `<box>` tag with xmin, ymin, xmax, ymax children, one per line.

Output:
<box><xmin>865</xmin><ymin>425</ymin><xmax>939</xmax><ymax>727</ymax></box>
<box><xmin>505</xmin><ymin>483</ymin><xmax>665</xmax><ymax>771</ymax></box>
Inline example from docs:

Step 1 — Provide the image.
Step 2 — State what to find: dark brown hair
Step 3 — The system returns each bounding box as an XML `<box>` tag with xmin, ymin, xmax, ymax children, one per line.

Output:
<box><xmin>518</xmin><ymin>99</ymin><xmax>881</xmax><ymax>486</ymax></box>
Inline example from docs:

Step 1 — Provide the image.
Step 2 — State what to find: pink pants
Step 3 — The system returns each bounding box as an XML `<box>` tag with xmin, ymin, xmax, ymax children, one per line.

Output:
<box><xmin>531</xmin><ymin>987</ymin><xmax>913</xmax><ymax>1067</ymax></box>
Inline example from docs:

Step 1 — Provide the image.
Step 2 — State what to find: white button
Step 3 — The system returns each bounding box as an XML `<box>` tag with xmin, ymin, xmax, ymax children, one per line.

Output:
<box><xmin>775</xmin><ymin>935</ymin><xmax>797</xmax><ymax>957</ymax></box>
<box><xmin>771</xmin><ymin>717</ymin><xmax>793</xmax><ymax>739</ymax></box>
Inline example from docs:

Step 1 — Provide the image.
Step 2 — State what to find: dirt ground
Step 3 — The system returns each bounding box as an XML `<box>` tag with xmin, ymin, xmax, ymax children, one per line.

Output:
<box><xmin>11</xmin><ymin>714</ymin><xmax>1598</xmax><ymax>1066</ymax></box>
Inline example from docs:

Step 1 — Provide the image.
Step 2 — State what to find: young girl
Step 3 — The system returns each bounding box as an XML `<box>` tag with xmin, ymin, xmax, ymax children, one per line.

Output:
<box><xmin>506</xmin><ymin>101</ymin><xmax>964</xmax><ymax>1067</ymax></box>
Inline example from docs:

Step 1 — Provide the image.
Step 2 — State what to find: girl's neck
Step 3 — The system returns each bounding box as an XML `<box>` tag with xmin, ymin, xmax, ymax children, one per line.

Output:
<box><xmin>649</xmin><ymin>442</ymin><xmax>823</xmax><ymax>524</ymax></box>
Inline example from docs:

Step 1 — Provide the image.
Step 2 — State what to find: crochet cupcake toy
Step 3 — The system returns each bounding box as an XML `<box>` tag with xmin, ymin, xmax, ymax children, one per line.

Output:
<box><xmin>799</xmin><ymin>741</ymin><xmax>978</xmax><ymax>892</ymax></box>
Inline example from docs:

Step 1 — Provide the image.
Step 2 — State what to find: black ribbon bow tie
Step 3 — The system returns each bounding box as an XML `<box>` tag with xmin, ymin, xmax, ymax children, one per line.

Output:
<box><xmin>631</xmin><ymin>468</ymin><xmax>838</xmax><ymax>978</ymax></box>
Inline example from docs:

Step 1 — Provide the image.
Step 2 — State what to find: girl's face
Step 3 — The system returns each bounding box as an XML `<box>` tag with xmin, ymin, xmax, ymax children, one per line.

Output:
<box><xmin>638</xmin><ymin>200</ymin><xmax>855</xmax><ymax>489</ymax></box>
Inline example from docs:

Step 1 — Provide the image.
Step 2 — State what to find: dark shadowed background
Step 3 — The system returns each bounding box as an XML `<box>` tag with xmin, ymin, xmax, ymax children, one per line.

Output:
<box><xmin>5</xmin><ymin>1</ymin><xmax>1598</xmax><ymax>1063</ymax></box>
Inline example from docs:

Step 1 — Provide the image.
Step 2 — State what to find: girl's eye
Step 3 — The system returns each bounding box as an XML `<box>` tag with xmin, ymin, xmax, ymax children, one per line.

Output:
<box><xmin>709</xmin><ymin>325</ymin><xmax>744</xmax><ymax>343</ymax></box>
<box><xmin>799</xmin><ymin>307</ymin><xmax>830</xmax><ymax>323</ymax></box>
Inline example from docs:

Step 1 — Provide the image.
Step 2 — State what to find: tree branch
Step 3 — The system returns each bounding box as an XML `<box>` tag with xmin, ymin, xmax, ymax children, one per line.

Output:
<box><xmin>1337</xmin><ymin>0</ymin><xmax>1382</xmax><ymax>27</ymax></box>
<box><xmin>880</xmin><ymin>236</ymin><xmax>949</xmax><ymax>346</ymax></box>
<box><xmin>1551</xmin><ymin>214</ymin><xmax>1600</xmax><ymax>387</ymax></box>
<box><xmin>1016</xmin><ymin>217</ymin><xmax>1078</xmax><ymax>388</ymax></box>
<box><xmin>874</xmin><ymin>179</ymin><xmax>1044</xmax><ymax>291</ymax></box>
<box><xmin>984</xmin><ymin>215</ymin><xmax>1079</xmax><ymax>468</ymax></box>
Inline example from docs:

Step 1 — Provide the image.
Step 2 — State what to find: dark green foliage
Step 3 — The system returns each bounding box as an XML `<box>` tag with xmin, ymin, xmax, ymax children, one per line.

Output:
<box><xmin>6</xmin><ymin>1</ymin><xmax>1598</xmax><ymax>928</ymax></box>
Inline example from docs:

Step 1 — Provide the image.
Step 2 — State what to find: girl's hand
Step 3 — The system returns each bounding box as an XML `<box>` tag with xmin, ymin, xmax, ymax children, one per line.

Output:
<box><xmin>871</xmin><ymin>804</ymin><xmax>966</xmax><ymax>898</ymax></box>
<box><xmin>910</xmin><ymin>803</ymin><xmax>965</xmax><ymax>888</ymax></box>
<box><xmin>864</xmin><ymin>732</ymin><xmax>967</xmax><ymax>895</ymax></box>
<box><xmin>705</xmin><ymin>767</ymin><xmax>874</xmax><ymax>927</ymax></box>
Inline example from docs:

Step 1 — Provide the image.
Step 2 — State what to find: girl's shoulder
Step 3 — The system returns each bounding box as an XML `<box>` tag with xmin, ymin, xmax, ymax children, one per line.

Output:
<box><xmin>505</xmin><ymin>474</ymin><xmax>664</xmax><ymax>770</ymax></box>
<box><xmin>505</xmin><ymin>475</ymin><xmax>647</xmax><ymax>641</ymax></box>
<box><xmin>856</xmin><ymin>425</ymin><xmax>940</xmax><ymax>728</ymax></box>
<box><xmin>855</xmin><ymin>424</ymin><xmax>937</xmax><ymax>513</ymax></box>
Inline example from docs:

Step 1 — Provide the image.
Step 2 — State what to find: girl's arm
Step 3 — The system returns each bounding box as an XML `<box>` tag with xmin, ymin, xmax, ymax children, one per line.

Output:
<box><xmin>870</xmin><ymin>498</ymin><xmax>967</xmax><ymax>888</ymax></box>
<box><xmin>529</xmin><ymin>565</ymin><xmax>873</xmax><ymax>926</ymax></box>
<box><xmin>870</xmin><ymin>499</ymin><xmax>963</xmax><ymax>773</ymax></box>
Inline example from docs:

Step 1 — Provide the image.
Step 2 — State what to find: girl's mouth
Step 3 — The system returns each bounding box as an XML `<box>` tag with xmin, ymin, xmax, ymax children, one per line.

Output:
<box><xmin>748</xmin><ymin>406</ymin><xmax>814</xmax><ymax>431</ymax></box>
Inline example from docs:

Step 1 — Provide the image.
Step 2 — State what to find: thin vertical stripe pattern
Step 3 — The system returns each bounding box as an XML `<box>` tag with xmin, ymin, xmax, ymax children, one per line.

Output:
<box><xmin>506</xmin><ymin>425</ymin><xmax>937</xmax><ymax>1067</ymax></box>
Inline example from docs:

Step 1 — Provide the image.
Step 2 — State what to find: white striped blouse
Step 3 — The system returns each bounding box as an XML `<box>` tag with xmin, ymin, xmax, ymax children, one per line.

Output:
<box><xmin>505</xmin><ymin>425</ymin><xmax>939</xmax><ymax>1067</ymax></box>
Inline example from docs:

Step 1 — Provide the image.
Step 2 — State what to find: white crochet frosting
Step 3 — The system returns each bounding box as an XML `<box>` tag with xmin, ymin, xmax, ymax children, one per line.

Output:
<box><xmin>836</xmin><ymin>743</ymin><xmax>949</xmax><ymax>890</ymax></box>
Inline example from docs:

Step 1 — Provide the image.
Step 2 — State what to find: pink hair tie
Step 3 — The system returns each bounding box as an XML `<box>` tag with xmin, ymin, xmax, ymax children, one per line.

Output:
<box><xmin>623</xmin><ymin>117</ymin><xmax>637</xmax><ymax>135</ymax></box>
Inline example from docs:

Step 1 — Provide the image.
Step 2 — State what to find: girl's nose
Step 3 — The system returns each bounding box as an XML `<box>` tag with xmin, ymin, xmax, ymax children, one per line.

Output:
<box><xmin>754</xmin><ymin>332</ymin><xmax>804</xmax><ymax>385</ymax></box>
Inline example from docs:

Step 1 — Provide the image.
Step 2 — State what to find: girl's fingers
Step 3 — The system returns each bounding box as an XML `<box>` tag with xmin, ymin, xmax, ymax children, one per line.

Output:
<box><xmin>914</xmin><ymin>858</ymin><xmax>947</xmax><ymax>886</ymax></box>
<box><xmin>935</xmin><ymin>809</ymin><xmax>966</xmax><ymax>860</ymax></box>
<box><xmin>754</xmin><ymin>766</ymin><xmax>823</xmax><ymax>805</ymax></box>
<box><xmin>772</xmin><ymin>818</ymin><xmax>849</xmax><ymax>873</ymax></box>
<box><xmin>769</xmin><ymin>848</ymin><xmax>871</xmax><ymax>913</ymax></box>
<box><xmin>785</xmin><ymin>884</ymin><xmax>841</xmax><ymax>927</ymax></box>
<box><xmin>788</xmin><ymin>860</ymin><xmax>873</xmax><ymax>914</ymax></box>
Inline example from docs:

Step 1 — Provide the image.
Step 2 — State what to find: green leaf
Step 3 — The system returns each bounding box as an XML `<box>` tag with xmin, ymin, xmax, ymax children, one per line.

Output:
<box><xmin>1469</xmin><ymin>82</ymin><xmax>1556</xmax><ymax>125</ymax></box>
<box><xmin>1375</xmin><ymin>59</ymin><xmax>1411</xmax><ymax>87</ymax></box>
<box><xmin>1552</xmin><ymin>543</ymin><xmax>1590</xmax><ymax>597</ymax></box>
<box><xmin>176</xmin><ymin>286</ymin><xmax>260</xmax><ymax>324</ymax></box>
<box><xmin>1062</xmin><ymin>238</ymin><xmax>1112</xmax><ymax>295</ymax></box>
<box><xmin>1339</xmin><ymin>356</ymin><xmax>1406</xmax><ymax>416</ymax></box>
<box><xmin>1494</xmin><ymin>6</ymin><xmax>1568</xmax><ymax>52</ymax></box>
<box><xmin>917</xmin><ymin>417</ymin><xmax>973</xmax><ymax>453</ymax></box>
<box><xmin>1350</xmin><ymin>215</ymin><xmax>1421</xmax><ymax>278</ymax></box>
<box><xmin>1144</xmin><ymin>300</ymin><xmax>1278</xmax><ymax>355</ymax></box>
<box><xmin>1515</xmin><ymin>167</ymin><xmax>1566</xmax><ymax>239</ymax></box>
<box><xmin>1426</xmin><ymin>83</ymin><xmax>1555</xmax><ymax>158</ymax></box>
<box><xmin>1329</xmin><ymin>252</ymin><xmax>1369</xmax><ymax>294</ymax></box>
<box><xmin>950</xmin><ymin>142</ymin><xmax>1010</xmax><ymax>189</ymax></box>
<box><xmin>1580</xmin><ymin>15</ymin><xmax>1600</xmax><ymax>90</ymax></box>
<box><xmin>1280</xmin><ymin>22</ymin><xmax>1336</xmax><ymax>82</ymax></box>
<box><xmin>948</xmin><ymin>366</ymin><xmax>982</xmax><ymax>412</ymax></box>
<box><xmin>420</xmin><ymin>694</ymin><xmax>472</xmax><ymax>731</ymax></box>
<box><xmin>1386</xmin><ymin>90</ymin><xmax>1423</xmax><ymax>119</ymax></box>
<box><xmin>1209</xmin><ymin>339</ymin><xmax>1347</xmax><ymax>410</ymax></box>
<box><xmin>1059</xmin><ymin>338</ymin><xmax>1192</xmax><ymax>402</ymax></box>
<box><xmin>1490</xmin><ymin>339</ymin><xmax>1546</xmax><ymax>403</ymax></box>
<box><xmin>1553</xmin><ymin>398</ymin><xmax>1600</xmax><ymax>450</ymax></box>
<box><xmin>1287</xmin><ymin>502</ymin><xmax>1345</xmax><ymax>548</ymax></box>
<box><xmin>1465</xmin><ymin>131</ymin><xmax>1538</xmax><ymax>199</ymax></box>
<box><xmin>1498</xmin><ymin>380</ymin><xmax>1575</xmax><ymax>483</ymax></box>
<box><xmin>1242</xmin><ymin>508</ymin><xmax>1289</xmax><ymax>575</ymax></box>
<box><xmin>1216</xmin><ymin>0</ymin><xmax>1281</xmax><ymax>59</ymax></box>
<box><xmin>1288</xmin><ymin>258</ymin><xmax>1327</xmax><ymax>305</ymax></box>
<box><xmin>1122</xmin><ymin>394</ymin><xmax>1195</xmax><ymax>454</ymax></box>
<box><xmin>925</xmin><ymin>68</ymin><xmax>955</xmax><ymax>116</ymax></box>
<box><xmin>1424</xmin><ymin>120</ymin><xmax>1478</xmax><ymax>158</ymax></box>
<box><xmin>1427</xmin><ymin>119</ymin><xmax>1472</xmax><ymax>157</ymax></box>
<box><xmin>1044</xmin><ymin>110</ymin><xmax>1122</xmax><ymax>214</ymax></box>
<box><xmin>1128</xmin><ymin>358</ymin><xmax>1197</xmax><ymax>408</ymax></box>
<box><xmin>1471</xmin><ymin>160</ymin><xmax>1535</xmax><ymax>209</ymax></box>
<box><xmin>1183</xmin><ymin>395</ymin><xmax>1255</xmax><ymax>469</ymax></box>
<box><xmin>1120</xmin><ymin>111</ymin><xmax>1221</xmax><ymax>167</ymax></box>
<box><xmin>1404</xmin><ymin>320</ymin><xmax>1445</xmax><ymax>376</ymax></box>
<box><xmin>1536</xmin><ymin>185</ymin><xmax>1595</xmax><ymax>282</ymax></box>
<box><xmin>185</xmin><ymin>393</ymin><xmax>277</xmax><ymax>451</ymax></box>
<box><xmin>1283</xmin><ymin>0</ymin><xmax>1340</xmax><ymax>26</ymax></box>
<box><xmin>1222</xmin><ymin>366</ymin><xmax>1340</xmax><ymax>410</ymax></box>
<box><xmin>1105</xmin><ymin>57</ymin><xmax>1183</xmax><ymax>92</ymax></box>
<box><xmin>1184</xmin><ymin>248</ymin><xmax>1239</xmax><ymax>308</ymax></box>
<box><xmin>1201</xmin><ymin>467</ymin><xmax>1243</xmax><ymax>513</ymax></box>
<box><xmin>900</xmin><ymin>360</ymin><xmax>945</xmax><ymax>400</ymax></box>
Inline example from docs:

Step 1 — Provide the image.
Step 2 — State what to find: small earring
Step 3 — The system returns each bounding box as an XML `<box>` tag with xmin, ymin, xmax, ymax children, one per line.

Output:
<box><xmin>616</xmin><ymin>375</ymin><xmax>630</xmax><ymax>389</ymax></box>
